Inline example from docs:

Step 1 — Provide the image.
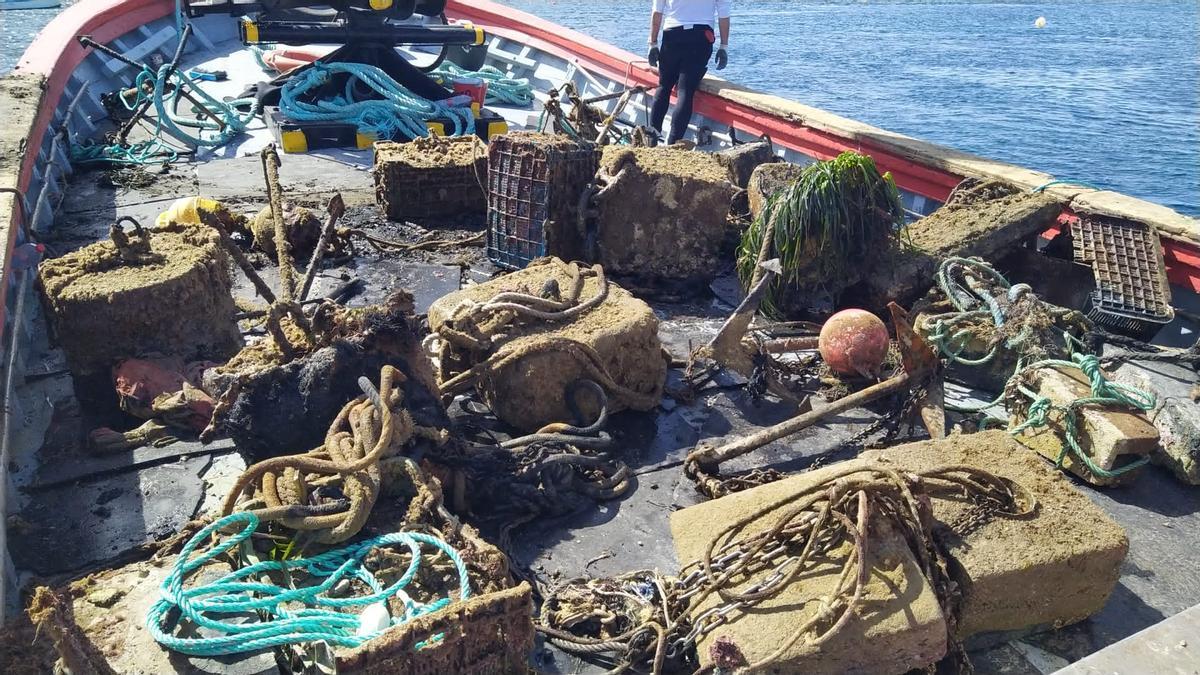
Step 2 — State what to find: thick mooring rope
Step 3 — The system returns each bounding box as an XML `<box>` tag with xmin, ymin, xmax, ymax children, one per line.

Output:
<box><xmin>431</xmin><ymin>62</ymin><xmax>535</xmax><ymax>106</ymax></box>
<box><xmin>220</xmin><ymin>365</ymin><xmax>441</xmax><ymax>544</ymax></box>
<box><xmin>280</xmin><ymin>62</ymin><xmax>474</xmax><ymax>140</ymax></box>
<box><xmin>146</xmin><ymin>511</ymin><xmax>469</xmax><ymax>657</ymax></box>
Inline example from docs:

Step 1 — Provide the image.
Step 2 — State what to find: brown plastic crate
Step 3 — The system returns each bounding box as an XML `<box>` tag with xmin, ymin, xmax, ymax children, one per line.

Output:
<box><xmin>338</xmin><ymin>582</ymin><xmax>533</xmax><ymax>675</ymax></box>
<box><xmin>1071</xmin><ymin>215</ymin><xmax>1174</xmax><ymax>339</ymax></box>
<box><xmin>486</xmin><ymin>132</ymin><xmax>598</xmax><ymax>269</ymax></box>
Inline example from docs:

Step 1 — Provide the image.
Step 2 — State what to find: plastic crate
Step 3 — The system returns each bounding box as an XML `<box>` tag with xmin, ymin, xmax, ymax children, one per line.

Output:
<box><xmin>1071</xmin><ymin>215</ymin><xmax>1175</xmax><ymax>340</ymax></box>
<box><xmin>486</xmin><ymin>133</ymin><xmax>599</xmax><ymax>269</ymax></box>
<box><xmin>337</xmin><ymin>583</ymin><xmax>533</xmax><ymax>675</ymax></box>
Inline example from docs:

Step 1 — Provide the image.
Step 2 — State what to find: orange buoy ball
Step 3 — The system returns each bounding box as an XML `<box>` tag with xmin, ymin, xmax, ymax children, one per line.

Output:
<box><xmin>818</xmin><ymin>309</ymin><xmax>890</xmax><ymax>377</ymax></box>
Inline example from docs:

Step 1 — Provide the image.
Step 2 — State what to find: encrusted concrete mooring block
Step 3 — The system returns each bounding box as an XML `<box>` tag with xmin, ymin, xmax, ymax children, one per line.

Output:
<box><xmin>374</xmin><ymin>136</ymin><xmax>487</xmax><ymax>221</ymax></box>
<box><xmin>593</xmin><ymin>146</ymin><xmax>737</xmax><ymax>286</ymax></box>
<box><xmin>428</xmin><ymin>258</ymin><xmax>667</xmax><ymax>432</ymax></box>
<box><xmin>715</xmin><ymin>140</ymin><xmax>780</xmax><ymax>190</ymax></box>
<box><xmin>670</xmin><ymin>468</ymin><xmax>949</xmax><ymax>674</ymax></box>
<box><xmin>1114</xmin><ymin>361</ymin><xmax>1200</xmax><ymax>484</ymax></box>
<box><xmin>1010</xmin><ymin>366</ymin><xmax>1158</xmax><ymax>486</ymax></box>
<box><xmin>746</xmin><ymin>161</ymin><xmax>804</xmax><ymax>222</ymax></box>
<box><xmin>38</xmin><ymin>223</ymin><xmax>241</xmax><ymax>376</ymax></box>
<box><xmin>862</xmin><ymin>431</ymin><xmax>1128</xmax><ymax>642</ymax></box>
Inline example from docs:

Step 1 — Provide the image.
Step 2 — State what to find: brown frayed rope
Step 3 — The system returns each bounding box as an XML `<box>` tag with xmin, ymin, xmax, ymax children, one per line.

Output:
<box><xmin>219</xmin><ymin>365</ymin><xmax>445</xmax><ymax>544</ymax></box>
<box><xmin>430</xmin><ymin>259</ymin><xmax>660</xmax><ymax>412</ymax></box>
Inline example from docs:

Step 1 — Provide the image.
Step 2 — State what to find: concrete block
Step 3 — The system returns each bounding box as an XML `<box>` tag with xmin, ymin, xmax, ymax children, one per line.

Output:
<box><xmin>747</xmin><ymin>161</ymin><xmax>804</xmax><ymax>222</ymax></box>
<box><xmin>862</xmin><ymin>431</ymin><xmax>1128</xmax><ymax>640</ymax></box>
<box><xmin>864</xmin><ymin>185</ymin><xmax>1062</xmax><ymax>307</ymax></box>
<box><xmin>1113</xmin><ymin>361</ymin><xmax>1200</xmax><ymax>485</ymax></box>
<box><xmin>1010</xmin><ymin>366</ymin><xmax>1158</xmax><ymax>486</ymax></box>
<box><xmin>714</xmin><ymin>141</ymin><xmax>779</xmax><ymax>190</ymax></box>
<box><xmin>670</xmin><ymin>466</ymin><xmax>949</xmax><ymax>674</ymax></box>
<box><xmin>38</xmin><ymin>224</ymin><xmax>242</xmax><ymax>376</ymax></box>
<box><xmin>373</xmin><ymin>136</ymin><xmax>487</xmax><ymax>221</ymax></box>
<box><xmin>428</xmin><ymin>258</ymin><xmax>667</xmax><ymax>431</ymax></box>
<box><xmin>58</xmin><ymin>558</ymin><xmax>277</xmax><ymax>674</ymax></box>
<box><xmin>594</xmin><ymin>146</ymin><xmax>737</xmax><ymax>285</ymax></box>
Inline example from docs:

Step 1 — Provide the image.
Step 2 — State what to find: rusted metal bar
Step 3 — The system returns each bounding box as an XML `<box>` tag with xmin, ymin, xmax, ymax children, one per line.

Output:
<box><xmin>689</xmin><ymin>302</ymin><xmax>943</xmax><ymax>471</ymax></box>
<box><xmin>582</xmin><ymin>87</ymin><xmax>645</xmax><ymax>104</ymax></box>
<box><xmin>299</xmin><ymin>193</ymin><xmax>345</xmax><ymax>302</ymax></box>
<box><xmin>761</xmin><ymin>336</ymin><xmax>819</xmax><ymax>353</ymax></box>
<box><xmin>688</xmin><ymin>371</ymin><xmax>913</xmax><ymax>470</ymax></box>
<box><xmin>197</xmin><ymin>208</ymin><xmax>276</xmax><ymax>304</ymax></box>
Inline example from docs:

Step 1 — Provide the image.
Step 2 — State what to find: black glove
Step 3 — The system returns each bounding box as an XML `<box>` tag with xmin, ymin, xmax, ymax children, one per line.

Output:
<box><xmin>714</xmin><ymin>46</ymin><xmax>728</xmax><ymax>70</ymax></box>
<box><xmin>648</xmin><ymin>44</ymin><xmax>660</xmax><ymax>68</ymax></box>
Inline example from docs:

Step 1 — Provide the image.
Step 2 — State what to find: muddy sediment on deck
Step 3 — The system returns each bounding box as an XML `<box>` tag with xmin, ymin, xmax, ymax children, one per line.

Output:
<box><xmin>38</xmin><ymin>223</ymin><xmax>241</xmax><ymax>376</ymax></box>
<box><xmin>593</xmin><ymin>146</ymin><xmax>737</xmax><ymax>287</ymax></box>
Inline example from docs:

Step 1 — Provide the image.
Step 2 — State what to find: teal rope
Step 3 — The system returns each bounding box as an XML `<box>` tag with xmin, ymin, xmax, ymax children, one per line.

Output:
<box><xmin>928</xmin><ymin>257</ymin><xmax>1157</xmax><ymax>479</ymax></box>
<box><xmin>1008</xmin><ymin>351</ymin><xmax>1156</xmax><ymax>479</ymax></box>
<box><xmin>430</xmin><ymin>62</ymin><xmax>534</xmax><ymax>106</ymax></box>
<box><xmin>147</xmin><ymin>511</ymin><xmax>470</xmax><ymax>657</ymax></box>
<box><xmin>1031</xmin><ymin>179</ymin><xmax>1104</xmax><ymax>193</ymax></box>
<box><xmin>251</xmin><ymin>45</ymin><xmax>276</xmax><ymax>73</ymax></box>
<box><xmin>145</xmin><ymin>64</ymin><xmax>259</xmax><ymax>147</ymax></box>
<box><xmin>71</xmin><ymin>64</ymin><xmax>257</xmax><ymax>165</ymax></box>
<box><xmin>70</xmin><ymin>138</ymin><xmax>179</xmax><ymax>166</ymax></box>
<box><xmin>927</xmin><ymin>257</ymin><xmax>1014</xmax><ymax>373</ymax></box>
<box><xmin>280</xmin><ymin>62</ymin><xmax>475</xmax><ymax>141</ymax></box>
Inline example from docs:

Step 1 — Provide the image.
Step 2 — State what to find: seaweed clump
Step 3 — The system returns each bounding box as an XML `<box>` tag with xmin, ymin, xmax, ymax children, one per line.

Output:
<box><xmin>736</xmin><ymin>151</ymin><xmax>905</xmax><ymax>317</ymax></box>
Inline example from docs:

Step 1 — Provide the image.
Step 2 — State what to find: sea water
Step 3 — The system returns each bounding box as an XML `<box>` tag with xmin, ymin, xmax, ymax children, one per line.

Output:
<box><xmin>2</xmin><ymin>0</ymin><xmax>1196</xmax><ymax>216</ymax></box>
<box><xmin>496</xmin><ymin>0</ymin><xmax>1200</xmax><ymax>216</ymax></box>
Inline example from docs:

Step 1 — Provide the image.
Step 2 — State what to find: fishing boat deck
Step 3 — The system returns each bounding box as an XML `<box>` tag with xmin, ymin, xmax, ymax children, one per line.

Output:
<box><xmin>4</xmin><ymin>12</ymin><xmax>1200</xmax><ymax>675</ymax></box>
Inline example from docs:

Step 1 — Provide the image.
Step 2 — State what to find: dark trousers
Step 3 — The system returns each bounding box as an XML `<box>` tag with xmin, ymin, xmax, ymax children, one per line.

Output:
<box><xmin>651</xmin><ymin>25</ymin><xmax>714</xmax><ymax>144</ymax></box>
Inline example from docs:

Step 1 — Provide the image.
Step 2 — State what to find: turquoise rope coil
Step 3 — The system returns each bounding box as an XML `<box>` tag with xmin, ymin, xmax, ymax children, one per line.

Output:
<box><xmin>280</xmin><ymin>62</ymin><xmax>476</xmax><ymax>141</ymax></box>
<box><xmin>431</xmin><ymin>62</ymin><xmax>535</xmax><ymax>106</ymax></box>
<box><xmin>71</xmin><ymin>63</ymin><xmax>258</xmax><ymax>166</ymax></box>
<box><xmin>144</xmin><ymin>64</ymin><xmax>260</xmax><ymax>148</ymax></box>
<box><xmin>926</xmin><ymin>256</ymin><xmax>1014</xmax><ymax>373</ymax></box>
<box><xmin>147</xmin><ymin>511</ymin><xmax>470</xmax><ymax>657</ymax></box>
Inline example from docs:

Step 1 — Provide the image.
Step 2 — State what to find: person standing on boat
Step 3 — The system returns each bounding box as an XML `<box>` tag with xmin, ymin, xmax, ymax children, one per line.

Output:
<box><xmin>647</xmin><ymin>0</ymin><xmax>731</xmax><ymax>145</ymax></box>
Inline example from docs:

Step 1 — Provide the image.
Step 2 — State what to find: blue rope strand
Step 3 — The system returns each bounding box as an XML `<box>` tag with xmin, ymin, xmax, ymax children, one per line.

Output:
<box><xmin>147</xmin><ymin>512</ymin><xmax>470</xmax><ymax>657</ymax></box>
<box><xmin>280</xmin><ymin>62</ymin><xmax>475</xmax><ymax>141</ymax></box>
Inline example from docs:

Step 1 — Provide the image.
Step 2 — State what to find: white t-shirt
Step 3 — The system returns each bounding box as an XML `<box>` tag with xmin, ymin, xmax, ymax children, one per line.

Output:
<box><xmin>652</xmin><ymin>0</ymin><xmax>731</xmax><ymax>29</ymax></box>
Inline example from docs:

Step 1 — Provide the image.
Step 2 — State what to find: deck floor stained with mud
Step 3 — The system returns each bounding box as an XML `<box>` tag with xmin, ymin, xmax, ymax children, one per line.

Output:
<box><xmin>8</xmin><ymin>91</ymin><xmax>1200</xmax><ymax>675</ymax></box>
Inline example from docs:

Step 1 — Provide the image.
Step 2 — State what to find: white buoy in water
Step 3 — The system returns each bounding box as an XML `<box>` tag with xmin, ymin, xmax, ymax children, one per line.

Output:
<box><xmin>1035</xmin><ymin>16</ymin><xmax>1047</xmax><ymax>28</ymax></box>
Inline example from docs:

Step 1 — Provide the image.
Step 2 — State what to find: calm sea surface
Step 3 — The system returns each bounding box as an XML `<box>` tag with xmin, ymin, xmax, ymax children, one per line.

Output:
<box><xmin>496</xmin><ymin>0</ymin><xmax>1200</xmax><ymax>216</ymax></box>
<box><xmin>3</xmin><ymin>1</ymin><xmax>1197</xmax><ymax>215</ymax></box>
